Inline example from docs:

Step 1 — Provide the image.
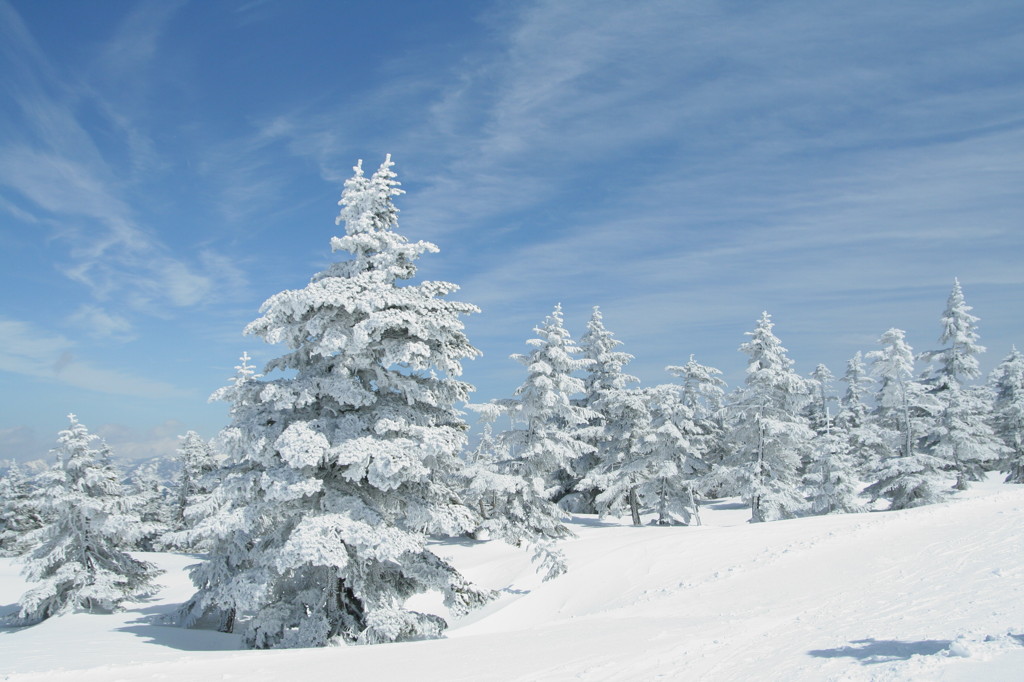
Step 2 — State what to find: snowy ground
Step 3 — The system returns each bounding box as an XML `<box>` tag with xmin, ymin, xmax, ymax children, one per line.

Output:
<box><xmin>2</xmin><ymin>477</ymin><xmax>1023</xmax><ymax>681</ymax></box>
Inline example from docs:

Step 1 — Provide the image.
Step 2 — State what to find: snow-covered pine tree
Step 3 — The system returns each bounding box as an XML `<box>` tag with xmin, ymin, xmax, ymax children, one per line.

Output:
<box><xmin>127</xmin><ymin>459</ymin><xmax>172</xmax><ymax>551</ymax></box>
<box><xmin>163</xmin><ymin>431</ymin><xmax>220</xmax><ymax>552</ymax></box>
<box><xmin>863</xmin><ymin>329</ymin><xmax>944</xmax><ymax>509</ymax></box>
<box><xmin>582</xmin><ymin>384</ymin><xmax>707</xmax><ymax>526</ymax></box>
<box><xmin>0</xmin><ymin>463</ymin><xmax>43</xmax><ymax>557</ymax></box>
<box><xmin>181</xmin><ymin>157</ymin><xmax>493</xmax><ymax>649</ymax></box>
<box><xmin>919</xmin><ymin>280</ymin><xmax>1002</xmax><ymax>489</ymax></box>
<box><xmin>574</xmin><ymin>306</ymin><xmax>638</xmax><ymax>512</ymax></box>
<box><xmin>806</xmin><ymin>364</ymin><xmax>837</xmax><ymax>436</ymax></box>
<box><xmin>724</xmin><ymin>312</ymin><xmax>813</xmax><ymax>522</ymax></box>
<box><xmin>492</xmin><ymin>304</ymin><xmax>596</xmax><ymax>507</ymax></box>
<box><xmin>666</xmin><ymin>355</ymin><xmax>727</xmax><ymax>494</ymax></box>
<box><xmin>803</xmin><ymin>408</ymin><xmax>863</xmax><ymax>515</ymax></box>
<box><xmin>178</xmin><ymin>352</ymin><xmax>262</xmax><ymax>634</ymax></box>
<box><xmin>834</xmin><ymin>351</ymin><xmax>878</xmax><ymax>473</ymax></box>
<box><xmin>990</xmin><ymin>347</ymin><xmax>1024</xmax><ymax>483</ymax></box>
<box><xmin>13</xmin><ymin>415</ymin><xmax>159</xmax><ymax>623</ymax></box>
<box><xmin>462</xmin><ymin>413</ymin><xmax>571</xmax><ymax>579</ymax></box>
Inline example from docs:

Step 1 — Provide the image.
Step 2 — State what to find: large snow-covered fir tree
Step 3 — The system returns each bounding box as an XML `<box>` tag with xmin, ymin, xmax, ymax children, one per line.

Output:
<box><xmin>919</xmin><ymin>280</ymin><xmax>1002</xmax><ymax>489</ymax></box>
<box><xmin>491</xmin><ymin>304</ymin><xmax>596</xmax><ymax>507</ymax></box>
<box><xmin>574</xmin><ymin>306</ymin><xmax>638</xmax><ymax>512</ymax></box>
<box><xmin>180</xmin><ymin>157</ymin><xmax>493</xmax><ymax>648</ymax></box>
<box><xmin>863</xmin><ymin>329</ymin><xmax>944</xmax><ymax>509</ymax></box>
<box><xmin>724</xmin><ymin>312</ymin><xmax>813</xmax><ymax>522</ymax></box>
<box><xmin>990</xmin><ymin>347</ymin><xmax>1024</xmax><ymax>483</ymax></box>
<box><xmin>13</xmin><ymin>415</ymin><xmax>159</xmax><ymax>624</ymax></box>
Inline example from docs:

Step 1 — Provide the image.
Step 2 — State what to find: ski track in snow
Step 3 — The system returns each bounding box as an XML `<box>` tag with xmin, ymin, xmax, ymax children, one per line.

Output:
<box><xmin>1</xmin><ymin>477</ymin><xmax>1022</xmax><ymax>681</ymax></box>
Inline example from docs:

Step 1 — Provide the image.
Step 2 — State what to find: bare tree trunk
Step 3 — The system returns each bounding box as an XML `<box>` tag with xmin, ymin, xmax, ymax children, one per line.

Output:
<box><xmin>629</xmin><ymin>486</ymin><xmax>641</xmax><ymax>526</ymax></box>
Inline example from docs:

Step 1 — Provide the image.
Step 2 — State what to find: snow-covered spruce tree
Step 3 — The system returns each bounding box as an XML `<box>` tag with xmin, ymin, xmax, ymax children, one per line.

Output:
<box><xmin>834</xmin><ymin>351</ymin><xmax>878</xmax><ymax>473</ymax></box>
<box><xmin>181</xmin><ymin>157</ymin><xmax>493</xmax><ymax>649</ymax></box>
<box><xmin>573</xmin><ymin>306</ymin><xmax>639</xmax><ymax>512</ymax></box>
<box><xmin>919</xmin><ymin>280</ymin><xmax>1002</xmax><ymax>489</ymax></box>
<box><xmin>462</xmin><ymin>412</ymin><xmax>571</xmax><ymax>580</ymax></box>
<box><xmin>14</xmin><ymin>415</ymin><xmax>159</xmax><ymax>623</ymax></box>
<box><xmin>806</xmin><ymin>364</ymin><xmax>837</xmax><ymax>436</ymax></box>
<box><xmin>127</xmin><ymin>459</ymin><xmax>172</xmax><ymax>551</ymax></box>
<box><xmin>990</xmin><ymin>347</ymin><xmax>1024</xmax><ymax>483</ymax></box>
<box><xmin>666</xmin><ymin>355</ymin><xmax>727</xmax><ymax>494</ymax></box>
<box><xmin>492</xmin><ymin>304</ymin><xmax>596</xmax><ymax>507</ymax></box>
<box><xmin>0</xmin><ymin>463</ymin><xmax>44</xmax><ymax>557</ymax></box>
<box><xmin>178</xmin><ymin>353</ymin><xmax>262</xmax><ymax>634</ymax></box>
<box><xmin>162</xmin><ymin>431</ymin><xmax>220</xmax><ymax>551</ymax></box>
<box><xmin>803</xmin><ymin>410</ymin><xmax>863</xmax><ymax>515</ymax></box>
<box><xmin>724</xmin><ymin>312</ymin><xmax>813</xmax><ymax>522</ymax></box>
<box><xmin>863</xmin><ymin>329</ymin><xmax>944</xmax><ymax>509</ymax></box>
<box><xmin>581</xmin><ymin>384</ymin><xmax>706</xmax><ymax>526</ymax></box>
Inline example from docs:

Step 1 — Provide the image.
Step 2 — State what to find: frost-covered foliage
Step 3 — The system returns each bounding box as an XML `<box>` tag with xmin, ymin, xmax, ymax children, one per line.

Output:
<box><xmin>462</xmin><ymin>419</ymin><xmax>571</xmax><ymax>580</ymax></box>
<box><xmin>574</xmin><ymin>307</ymin><xmax>638</xmax><ymax>512</ymax></box>
<box><xmin>491</xmin><ymin>304</ymin><xmax>596</xmax><ymax>507</ymax></box>
<box><xmin>581</xmin><ymin>384</ymin><xmax>707</xmax><ymax>526</ymax></box>
<box><xmin>863</xmin><ymin>329</ymin><xmax>944</xmax><ymax>509</ymax></box>
<box><xmin>163</xmin><ymin>431</ymin><xmax>220</xmax><ymax>552</ymax></box>
<box><xmin>13</xmin><ymin>415</ymin><xmax>160</xmax><ymax>624</ymax></box>
<box><xmin>0</xmin><ymin>463</ymin><xmax>43</xmax><ymax>557</ymax></box>
<box><xmin>806</xmin><ymin>364</ymin><xmax>837</xmax><ymax>436</ymax></box>
<box><xmin>919</xmin><ymin>280</ymin><xmax>1002</xmax><ymax>489</ymax></box>
<box><xmin>990</xmin><ymin>347</ymin><xmax>1024</xmax><ymax>483</ymax></box>
<box><xmin>127</xmin><ymin>459</ymin><xmax>173</xmax><ymax>551</ymax></box>
<box><xmin>803</xmin><ymin>413</ymin><xmax>863</xmax><ymax>515</ymax></box>
<box><xmin>834</xmin><ymin>351</ymin><xmax>878</xmax><ymax>473</ymax></box>
<box><xmin>724</xmin><ymin>313</ymin><xmax>813</xmax><ymax>522</ymax></box>
<box><xmin>180</xmin><ymin>157</ymin><xmax>493</xmax><ymax>649</ymax></box>
<box><xmin>666</xmin><ymin>354</ymin><xmax>727</xmax><ymax>478</ymax></box>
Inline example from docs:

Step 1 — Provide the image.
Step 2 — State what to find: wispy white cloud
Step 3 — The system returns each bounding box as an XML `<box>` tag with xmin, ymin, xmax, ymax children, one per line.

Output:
<box><xmin>69</xmin><ymin>304</ymin><xmax>136</xmax><ymax>342</ymax></box>
<box><xmin>0</xmin><ymin>0</ymin><xmax>244</xmax><ymax>322</ymax></box>
<box><xmin>0</xmin><ymin>316</ymin><xmax>190</xmax><ymax>398</ymax></box>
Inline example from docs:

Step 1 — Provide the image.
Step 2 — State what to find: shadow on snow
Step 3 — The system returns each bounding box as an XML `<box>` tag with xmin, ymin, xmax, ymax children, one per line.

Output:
<box><xmin>808</xmin><ymin>638</ymin><xmax>952</xmax><ymax>664</ymax></box>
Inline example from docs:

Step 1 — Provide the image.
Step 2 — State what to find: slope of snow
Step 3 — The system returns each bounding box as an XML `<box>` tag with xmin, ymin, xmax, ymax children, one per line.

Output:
<box><xmin>2</xmin><ymin>477</ymin><xmax>1022</xmax><ymax>681</ymax></box>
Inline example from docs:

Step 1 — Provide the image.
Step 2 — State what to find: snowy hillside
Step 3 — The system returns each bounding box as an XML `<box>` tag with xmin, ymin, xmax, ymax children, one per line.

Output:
<box><xmin>2</xmin><ymin>477</ymin><xmax>1022</xmax><ymax>681</ymax></box>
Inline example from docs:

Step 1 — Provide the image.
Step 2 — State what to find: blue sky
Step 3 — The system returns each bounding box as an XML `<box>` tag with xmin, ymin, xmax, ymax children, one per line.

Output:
<box><xmin>1</xmin><ymin>0</ymin><xmax>1022</xmax><ymax>463</ymax></box>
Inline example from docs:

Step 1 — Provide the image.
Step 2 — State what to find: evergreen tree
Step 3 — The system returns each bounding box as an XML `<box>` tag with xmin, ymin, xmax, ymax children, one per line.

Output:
<box><xmin>163</xmin><ymin>431</ymin><xmax>220</xmax><ymax>552</ymax></box>
<box><xmin>863</xmin><ymin>329</ymin><xmax>944</xmax><ymax>509</ymax></box>
<box><xmin>919</xmin><ymin>280</ymin><xmax>1002</xmax><ymax>488</ymax></box>
<box><xmin>0</xmin><ymin>464</ymin><xmax>43</xmax><ymax>557</ymax></box>
<box><xmin>835</xmin><ymin>351</ymin><xmax>878</xmax><ymax>473</ymax></box>
<box><xmin>806</xmin><ymin>364</ymin><xmax>837</xmax><ymax>436</ymax></box>
<box><xmin>127</xmin><ymin>459</ymin><xmax>172</xmax><ymax>551</ymax></box>
<box><xmin>582</xmin><ymin>384</ymin><xmax>706</xmax><ymax>526</ymax></box>
<box><xmin>990</xmin><ymin>347</ymin><xmax>1024</xmax><ymax>483</ymax></box>
<box><xmin>14</xmin><ymin>415</ymin><xmax>159</xmax><ymax>624</ymax></box>
<box><xmin>803</xmin><ymin>409</ymin><xmax>863</xmax><ymax>515</ymax></box>
<box><xmin>574</xmin><ymin>306</ymin><xmax>638</xmax><ymax>512</ymax></box>
<box><xmin>181</xmin><ymin>157</ymin><xmax>493</xmax><ymax>648</ymax></box>
<box><xmin>666</xmin><ymin>354</ymin><xmax>727</xmax><ymax>480</ymax></box>
<box><xmin>724</xmin><ymin>312</ymin><xmax>813</xmax><ymax>522</ymax></box>
<box><xmin>462</xmin><ymin>416</ymin><xmax>571</xmax><ymax>580</ymax></box>
<box><xmin>492</xmin><ymin>304</ymin><xmax>596</xmax><ymax>507</ymax></box>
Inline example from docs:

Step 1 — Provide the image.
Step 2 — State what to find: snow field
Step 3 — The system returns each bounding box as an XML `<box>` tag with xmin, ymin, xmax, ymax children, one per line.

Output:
<box><xmin>2</xmin><ymin>477</ymin><xmax>1022</xmax><ymax>681</ymax></box>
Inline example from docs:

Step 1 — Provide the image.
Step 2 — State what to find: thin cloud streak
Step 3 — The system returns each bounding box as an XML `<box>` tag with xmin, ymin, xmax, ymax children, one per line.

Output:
<box><xmin>0</xmin><ymin>316</ymin><xmax>190</xmax><ymax>398</ymax></box>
